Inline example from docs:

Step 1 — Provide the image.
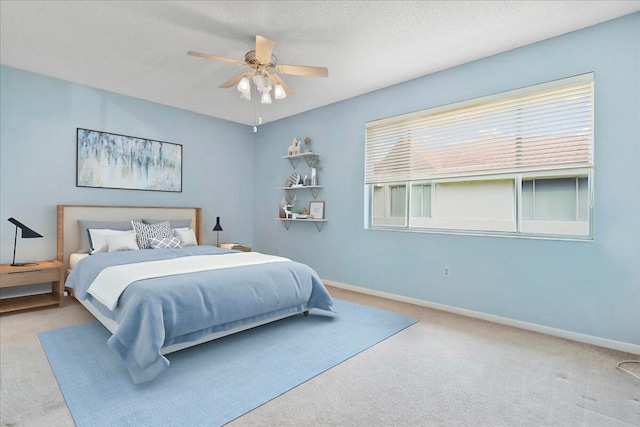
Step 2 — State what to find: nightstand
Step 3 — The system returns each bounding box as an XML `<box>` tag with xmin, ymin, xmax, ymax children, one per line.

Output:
<box><xmin>0</xmin><ymin>260</ymin><xmax>64</xmax><ymax>314</ymax></box>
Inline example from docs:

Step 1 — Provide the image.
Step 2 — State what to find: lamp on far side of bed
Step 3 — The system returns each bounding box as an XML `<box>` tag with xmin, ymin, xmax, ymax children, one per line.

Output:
<box><xmin>213</xmin><ymin>217</ymin><xmax>223</xmax><ymax>247</ymax></box>
<box><xmin>7</xmin><ymin>217</ymin><xmax>43</xmax><ymax>266</ymax></box>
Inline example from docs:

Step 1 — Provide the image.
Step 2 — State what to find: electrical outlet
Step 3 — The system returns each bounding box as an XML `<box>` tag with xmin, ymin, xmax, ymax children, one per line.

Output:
<box><xmin>443</xmin><ymin>266</ymin><xmax>450</xmax><ymax>277</ymax></box>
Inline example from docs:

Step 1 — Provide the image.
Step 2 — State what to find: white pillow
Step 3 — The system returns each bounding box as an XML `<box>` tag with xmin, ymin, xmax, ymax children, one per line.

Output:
<box><xmin>174</xmin><ymin>228</ymin><xmax>198</xmax><ymax>247</ymax></box>
<box><xmin>107</xmin><ymin>231</ymin><xmax>139</xmax><ymax>252</ymax></box>
<box><xmin>88</xmin><ymin>229</ymin><xmax>131</xmax><ymax>254</ymax></box>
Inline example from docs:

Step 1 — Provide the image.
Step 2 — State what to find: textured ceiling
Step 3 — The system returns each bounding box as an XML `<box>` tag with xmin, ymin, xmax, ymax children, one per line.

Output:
<box><xmin>1</xmin><ymin>1</ymin><xmax>638</xmax><ymax>126</ymax></box>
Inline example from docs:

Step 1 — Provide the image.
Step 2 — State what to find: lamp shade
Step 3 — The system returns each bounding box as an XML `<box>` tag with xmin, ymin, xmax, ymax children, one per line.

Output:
<box><xmin>261</xmin><ymin>91</ymin><xmax>272</xmax><ymax>104</ymax></box>
<box><xmin>274</xmin><ymin>84</ymin><xmax>286</xmax><ymax>100</ymax></box>
<box><xmin>237</xmin><ymin>77</ymin><xmax>251</xmax><ymax>94</ymax></box>
<box><xmin>8</xmin><ymin>217</ymin><xmax>42</xmax><ymax>238</ymax></box>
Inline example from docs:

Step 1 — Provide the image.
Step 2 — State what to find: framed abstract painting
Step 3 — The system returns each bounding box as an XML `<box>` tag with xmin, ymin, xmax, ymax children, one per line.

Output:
<box><xmin>76</xmin><ymin>128</ymin><xmax>182</xmax><ymax>192</ymax></box>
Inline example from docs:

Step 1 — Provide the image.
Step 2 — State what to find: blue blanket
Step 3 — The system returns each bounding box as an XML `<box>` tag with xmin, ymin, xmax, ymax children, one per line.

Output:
<box><xmin>65</xmin><ymin>246</ymin><xmax>336</xmax><ymax>383</ymax></box>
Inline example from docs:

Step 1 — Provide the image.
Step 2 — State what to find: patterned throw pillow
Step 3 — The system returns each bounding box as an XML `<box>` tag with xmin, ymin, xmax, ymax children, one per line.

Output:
<box><xmin>149</xmin><ymin>237</ymin><xmax>182</xmax><ymax>249</ymax></box>
<box><xmin>131</xmin><ymin>220</ymin><xmax>173</xmax><ymax>249</ymax></box>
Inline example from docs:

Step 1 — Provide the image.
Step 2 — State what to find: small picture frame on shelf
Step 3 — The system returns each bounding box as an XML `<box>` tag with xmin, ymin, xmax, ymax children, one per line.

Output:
<box><xmin>309</xmin><ymin>201</ymin><xmax>325</xmax><ymax>219</ymax></box>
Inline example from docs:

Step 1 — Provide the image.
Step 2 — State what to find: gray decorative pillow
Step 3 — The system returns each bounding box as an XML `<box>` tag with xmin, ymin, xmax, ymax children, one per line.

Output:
<box><xmin>131</xmin><ymin>220</ymin><xmax>173</xmax><ymax>249</ymax></box>
<box><xmin>149</xmin><ymin>237</ymin><xmax>182</xmax><ymax>249</ymax></box>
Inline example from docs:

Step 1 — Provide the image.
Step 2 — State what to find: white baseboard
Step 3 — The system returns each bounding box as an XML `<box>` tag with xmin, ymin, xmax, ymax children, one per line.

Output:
<box><xmin>323</xmin><ymin>279</ymin><xmax>640</xmax><ymax>355</ymax></box>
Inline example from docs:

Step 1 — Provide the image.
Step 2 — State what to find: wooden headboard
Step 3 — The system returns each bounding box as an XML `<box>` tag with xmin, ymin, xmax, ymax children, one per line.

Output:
<box><xmin>57</xmin><ymin>205</ymin><xmax>202</xmax><ymax>273</ymax></box>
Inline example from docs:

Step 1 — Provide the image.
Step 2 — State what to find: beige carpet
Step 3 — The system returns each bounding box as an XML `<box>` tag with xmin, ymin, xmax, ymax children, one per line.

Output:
<box><xmin>1</xmin><ymin>286</ymin><xmax>638</xmax><ymax>426</ymax></box>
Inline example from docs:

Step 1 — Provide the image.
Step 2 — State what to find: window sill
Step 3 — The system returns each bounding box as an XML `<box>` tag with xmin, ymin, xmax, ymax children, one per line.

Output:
<box><xmin>365</xmin><ymin>225</ymin><xmax>593</xmax><ymax>242</ymax></box>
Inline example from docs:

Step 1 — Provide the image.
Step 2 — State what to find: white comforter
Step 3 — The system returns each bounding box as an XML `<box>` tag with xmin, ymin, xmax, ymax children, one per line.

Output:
<box><xmin>88</xmin><ymin>252</ymin><xmax>290</xmax><ymax>310</ymax></box>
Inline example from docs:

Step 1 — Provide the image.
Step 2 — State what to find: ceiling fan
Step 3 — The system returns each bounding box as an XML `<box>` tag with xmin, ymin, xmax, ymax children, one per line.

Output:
<box><xmin>188</xmin><ymin>35</ymin><xmax>328</xmax><ymax>104</ymax></box>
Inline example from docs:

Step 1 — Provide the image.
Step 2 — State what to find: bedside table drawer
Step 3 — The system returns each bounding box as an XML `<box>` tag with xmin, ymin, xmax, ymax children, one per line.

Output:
<box><xmin>0</xmin><ymin>268</ymin><xmax>59</xmax><ymax>287</ymax></box>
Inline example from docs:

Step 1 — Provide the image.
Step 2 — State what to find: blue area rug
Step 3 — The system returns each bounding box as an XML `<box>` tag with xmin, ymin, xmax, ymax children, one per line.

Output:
<box><xmin>39</xmin><ymin>298</ymin><xmax>417</xmax><ymax>426</ymax></box>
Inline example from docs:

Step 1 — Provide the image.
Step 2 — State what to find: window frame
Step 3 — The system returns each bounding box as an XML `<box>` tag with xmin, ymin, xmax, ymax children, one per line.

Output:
<box><xmin>368</xmin><ymin>168</ymin><xmax>593</xmax><ymax>240</ymax></box>
<box><xmin>365</xmin><ymin>74</ymin><xmax>594</xmax><ymax>241</ymax></box>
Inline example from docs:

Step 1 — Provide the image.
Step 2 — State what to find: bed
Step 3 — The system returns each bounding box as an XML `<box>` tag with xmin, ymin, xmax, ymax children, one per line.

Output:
<box><xmin>58</xmin><ymin>205</ymin><xmax>336</xmax><ymax>383</ymax></box>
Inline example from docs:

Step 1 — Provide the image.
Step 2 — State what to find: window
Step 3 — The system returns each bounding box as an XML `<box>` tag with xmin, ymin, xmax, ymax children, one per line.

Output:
<box><xmin>411</xmin><ymin>184</ymin><xmax>431</xmax><ymax>218</ymax></box>
<box><xmin>520</xmin><ymin>173</ymin><xmax>590</xmax><ymax>236</ymax></box>
<box><xmin>365</xmin><ymin>74</ymin><xmax>594</xmax><ymax>239</ymax></box>
<box><xmin>372</xmin><ymin>184</ymin><xmax>406</xmax><ymax>226</ymax></box>
<box><xmin>389</xmin><ymin>185</ymin><xmax>406</xmax><ymax>217</ymax></box>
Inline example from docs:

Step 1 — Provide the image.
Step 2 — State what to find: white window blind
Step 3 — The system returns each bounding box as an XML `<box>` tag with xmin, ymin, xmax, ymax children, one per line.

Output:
<box><xmin>365</xmin><ymin>75</ymin><xmax>594</xmax><ymax>184</ymax></box>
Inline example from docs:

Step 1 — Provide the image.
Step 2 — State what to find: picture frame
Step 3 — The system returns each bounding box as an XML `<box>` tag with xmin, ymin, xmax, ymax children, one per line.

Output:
<box><xmin>309</xmin><ymin>201</ymin><xmax>325</xmax><ymax>219</ymax></box>
<box><xmin>76</xmin><ymin>128</ymin><xmax>182</xmax><ymax>192</ymax></box>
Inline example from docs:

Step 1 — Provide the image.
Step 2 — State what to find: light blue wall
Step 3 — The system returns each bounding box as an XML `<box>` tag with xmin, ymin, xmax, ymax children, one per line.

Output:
<box><xmin>252</xmin><ymin>13</ymin><xmax>640</xmax><ymax>346</ymax></box>
<box><xmin>1</xmin><ymin>14</ymin><xmax>638</xmax><ymax>347</ymax></box>
<box><xmin>0</xmin><ymin>65</ymin><xmax>256</xmax><ymax>263</ymax></box>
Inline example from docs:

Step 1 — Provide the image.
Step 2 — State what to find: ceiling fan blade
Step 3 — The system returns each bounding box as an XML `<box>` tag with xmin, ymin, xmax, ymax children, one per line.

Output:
<box><xmin>270</xmin><ymin>74</ymin><xmax>295</xmax><ymax>97</ymax></box>
<box><xmin>255</xmin><ymin>35</ymin><xmax>275</xmax><ymax>64</ymax></box>
<box><xmin>188</xmin><ymin>51</ymin><xmax>246</xmax><ymax>66</ymax></box>
<box><xmin>219</xmin><ymin>73</ymin><xmax>247</xmax><ymax>88</ymax></box>
<box><xmin>275</xmin><ymin>64</ymin><xmax>328</xmax><ymax>78</ymax></box>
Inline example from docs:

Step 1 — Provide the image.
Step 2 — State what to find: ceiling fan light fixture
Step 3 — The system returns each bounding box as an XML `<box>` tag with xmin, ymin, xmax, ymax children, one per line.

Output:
<box><xmin>274</xmin><ymin>84</ymin><xmax>286</xmax><ymax>100</ymax></box>
<box><xmin>237</xmin><ymin>77</ymin><xmax>251</xmax><ymax>94</ymax></box>
<box><xmin>261</xmin><ymin>91</ymin><xmax>273</xmax><ymax>104</ymax></box>
<box><xmin>189</xmin><ymin>34</ymin><xmax>328</xmax><ymax>113</ymax></box>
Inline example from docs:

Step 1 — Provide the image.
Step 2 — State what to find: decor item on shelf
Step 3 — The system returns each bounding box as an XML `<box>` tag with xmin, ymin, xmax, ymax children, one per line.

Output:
<box><xmin>77</xmin><ymin>128</ymin><xmax>182</xmax><ymax>193</ymax></box>
<box><xmin>287</xmin><ymin>138</ymin><xmax>301</xmax><ymax>156</ymax></box>
<box><xmin>282</xmin><ymin>204</ymin><xmax>294</xmax><ymax>219</ymax></box>
<box><xmin>303</xmin><ymin>137</ymin><xmax>311</xmax><ymax>152</ymax></box>
<box><xmin>7</xmin><ymin>217</ymin><xmax>43</xmax><ymax>266</ymax></box>
<box><xmin>284</xmin><ymin>172</ymin><xmax>301</xmax><ymax>187</ymax></box>
<box><xmin>304</xmin><ymin>175</ymin><xmax>310</xmax><ymax>186</ymax></box>
<box><xmin>308</xmin><ymin>201</ymin><xmax>325</xmax><ymax>219</ymax></box>
<box><xmin>309</xmin><ymin>154</ymin><xmax>322</xmax><ymax>186</ymax></box>
<box><xmin>308</xmin><ymin>155</ymin><xmax>322</xmax><ymax>170</ymax></box>
<box><xmin>279</xmin><ymin>197</ymin><xmax>288</xmax><ymax>218</ymax></box>
<box><xmin>212</xmin><ymin>217</ymin><xmax>223</xmax><ymax>247</ymax></box>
